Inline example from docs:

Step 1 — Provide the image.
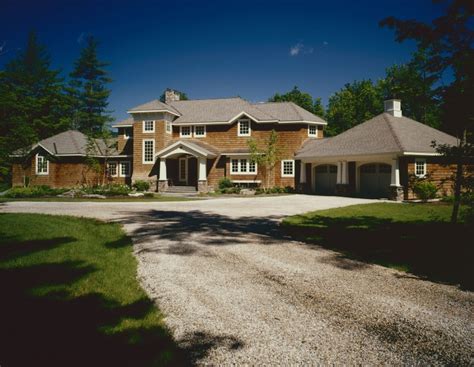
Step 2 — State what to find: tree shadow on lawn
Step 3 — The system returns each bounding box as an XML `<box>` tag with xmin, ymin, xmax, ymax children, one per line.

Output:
<box><xmin>282</xmin><ymin>215</ymin><xmax>474</xmax><ymax>291</ymax></box>
<box><xmin>0</xmin><ymin>233</ymin><xmax>242</xmax><ymax>366</ymax></box>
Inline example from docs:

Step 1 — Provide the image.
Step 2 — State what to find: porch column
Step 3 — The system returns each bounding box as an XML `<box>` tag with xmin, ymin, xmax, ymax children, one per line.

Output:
<box><xmin>336</xmin><ymin>162</ymin><xmax>342</xmax><ymax>184</ymax></box>
<box><xmin>159</xmin><ymin>158</ymin><xmax>167</xmax><ymax>181</ymax></box>
<box><xmin>197</xmin><ymin>157</ymin><xmax>209</xmax><ymax>193</ymax></box>
<box><xmin>341</xmin><ymin>161</ymin><xmax>349</xmax><ymax>184</ymax></box>
<box><xmin>198</xmin><ymin>157</ymin><xmax>207</xmax><ymax>181</ymax></box>
<box><xmin>390</xmin><ymin>158</ymin><xmax>400</xmax><ymax>186</ymax></box>
<box><xmin>390</xmin><ymin>157</ymin><xmax>404</xmax><ymax>201</ymax></box>
<box><xmin>299</xmin><ymin>161</ymin><xmax>306</xmax><ymax>183</ymax></box>
<box><xmin>158</xmin><ymin>158</ymin><xmax>168</xmax><ymax>192</ymax></box>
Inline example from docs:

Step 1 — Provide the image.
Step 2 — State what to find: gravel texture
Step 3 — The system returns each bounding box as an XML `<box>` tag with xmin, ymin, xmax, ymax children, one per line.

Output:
<box><xmin>2</xmin><ymin>195</ymin><xmax>473</xmax><ymax>365</ymax></box>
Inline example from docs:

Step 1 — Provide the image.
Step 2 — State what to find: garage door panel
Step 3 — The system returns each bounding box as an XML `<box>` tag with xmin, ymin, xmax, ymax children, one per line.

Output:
<box><xmin>315</xmin><ymin>165</ymin><xmax>337</xmax><ymax>195</ymax></box>
<box><xmin>360</xmin><ymin>163</ymin><xmax>391</xmax><ymax>198</ymax></box>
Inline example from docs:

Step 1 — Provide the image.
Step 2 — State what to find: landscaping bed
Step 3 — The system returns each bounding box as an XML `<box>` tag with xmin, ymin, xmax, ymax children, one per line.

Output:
<box><xmin>282</xmin><ymin>202</ymin><xmax>473</xmax><ymax>290</ymax></box>
<box><xmin>0</xmin><ymin>213</ymin><xmax>183</xmax><ymax>366</ymax></box>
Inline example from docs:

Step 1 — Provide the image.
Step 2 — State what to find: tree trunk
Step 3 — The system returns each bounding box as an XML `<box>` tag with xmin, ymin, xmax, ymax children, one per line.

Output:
<box><xmin>451</xmin><ymin>161</ymin><xmax>463</xmax><ymax>224</ymax></box>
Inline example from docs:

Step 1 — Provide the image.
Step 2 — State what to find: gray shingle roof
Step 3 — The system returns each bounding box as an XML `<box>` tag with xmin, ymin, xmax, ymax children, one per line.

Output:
<box><xmin>296</xmin><ymin>113</ymin><xmax>458</xmax><ymax>159</ymax></box>
<box><xmin>112</xmin><ymin>117</ymin><xmax>134</xmax><ymax>128</ymax></box>
<box><xmin>13</xmin><ymin>130</ymin><xmax>128</xmax><ymax>158</ymax></box>
<box><xmin>126</xmin><ymin>97</ymin><xmax>326</xmax><ymax>125</ymax></box>
<box><xmin>128</xmin><ymin>99</ymin><xmax>180</xmax><ymax>115</ymax></box>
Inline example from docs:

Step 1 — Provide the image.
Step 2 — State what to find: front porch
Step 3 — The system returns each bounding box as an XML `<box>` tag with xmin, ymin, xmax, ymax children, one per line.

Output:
<box><xmin>155</xmin><ymin>140</ymin><xmax>218</xmax><ymax>193</ymax></box>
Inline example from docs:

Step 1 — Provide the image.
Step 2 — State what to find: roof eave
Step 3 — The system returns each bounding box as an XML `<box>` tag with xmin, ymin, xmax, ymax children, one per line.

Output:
<box><xmin>127</xmin><ymin>109</ymin><xmax>180</xmax><ymax>116</ymax></box>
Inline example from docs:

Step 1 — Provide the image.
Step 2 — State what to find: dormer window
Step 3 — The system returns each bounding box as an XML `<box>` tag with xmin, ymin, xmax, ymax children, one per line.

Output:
<box><xmin>180</xmin><ymin>126</ymin><xmax>192</xmax><ymax>138</ymax></box>
<box><xmin>194</xmin><ymin>125</ymin><xmax>206</xmax><ymax>137</ymax></box>
<box><xmin>238</xmin><ymin>119</ymin><xmax>251</xmax><ymax>136</ymax></box>
<box><xmin>308</xmin><ymin>124</ymin><xmax>318</xmax><ymax>137</ymax></box>
<box><xmin>143</xmin><ymin>120</ymin><xmax>155</xmax><ymax>133</ymax></box>
<box><xmin>36</xmin><ymin>153</ymin><xmax>49</xmax><ymax>175</ymax></box>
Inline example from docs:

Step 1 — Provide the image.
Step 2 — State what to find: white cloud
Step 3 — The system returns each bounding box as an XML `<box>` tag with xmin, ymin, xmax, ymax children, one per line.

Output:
<box><xmin>289</xmin><ymin>42</ymin><xmax>314</xmax><ymax>57</ymax></box>
<box><xmin>290</xmin><ymin>42</ymin><xmax>303</xmax><ymax>56</ymax></box>
<box><xmin>323</xmin><ymin>41</ymin><xmax>329</xmax><ymax>46</ymax></box>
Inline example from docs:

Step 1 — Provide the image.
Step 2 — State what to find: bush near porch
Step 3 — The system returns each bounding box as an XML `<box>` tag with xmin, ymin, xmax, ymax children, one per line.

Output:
<box><xmin>282</xmin><ymin>203</ymin><xmax>473</xmax><ymax>290</ymax></box>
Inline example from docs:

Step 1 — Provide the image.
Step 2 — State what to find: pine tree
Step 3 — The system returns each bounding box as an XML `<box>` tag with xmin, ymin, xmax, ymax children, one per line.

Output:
<box><xmin>69</xmin><ymin>35</ymin><xmax>112</xmax><ymax>135</ymax></box>
<box><xmin>0</xmin><ymin>31</ymin><xmax>71</xmax><ymax>184</ymax></box>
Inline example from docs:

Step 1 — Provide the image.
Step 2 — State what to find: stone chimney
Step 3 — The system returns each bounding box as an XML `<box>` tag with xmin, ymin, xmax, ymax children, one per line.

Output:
<box><xmin>165</xmin><ymin>89</ymin><xmax>180</xmax><ymax>104</ymax></box>
<box><xmin>384</xmin><ymin>99</ymin><xmax>402</xmax><ymax>117</ymax></box>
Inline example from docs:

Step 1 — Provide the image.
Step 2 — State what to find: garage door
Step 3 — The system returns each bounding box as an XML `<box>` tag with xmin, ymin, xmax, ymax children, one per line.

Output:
<box><xmin>359</xmin><ymin>163</ymin><xmax>391</xmax><ymax>198</ymax></box>
<box><xmin>314</xmin><ymin>165</ymin><xmax>337</xmax><ymax>195</ymax></box>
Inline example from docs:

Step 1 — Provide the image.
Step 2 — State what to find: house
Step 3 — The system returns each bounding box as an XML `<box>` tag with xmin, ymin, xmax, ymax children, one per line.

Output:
<box><xmin>11</xmin><ymin>130</ymin><xmax>131</xmax><ymax>187</ymax></box>
<box><xmin>11</xmin><ymin>91</ymin><xmax>458</xmax><ymax>200</ymax></box>
<box><xmin>111</xmin><ymin>90</ymin><xmax>326</xmax><ymax>192</ymax></box>
<box><xmin>296</xmin><ymin>100</ymin><xmax>458</xmax><ymax>200</ymax></box>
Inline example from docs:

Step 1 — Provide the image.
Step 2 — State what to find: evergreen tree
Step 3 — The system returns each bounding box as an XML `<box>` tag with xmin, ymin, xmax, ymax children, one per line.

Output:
<box><xmin>0</xmin><ymin>31</ymin><xmax>70</xmax><ymax>184</ymax></box>
<box><xmin>69</xmin><ymin>35</ymin><xmax>112</xmax><ymax>135</ymax></box>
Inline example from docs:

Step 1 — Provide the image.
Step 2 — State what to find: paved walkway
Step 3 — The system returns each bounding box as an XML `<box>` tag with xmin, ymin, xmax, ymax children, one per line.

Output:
<box><xmin>1</xmin><ymin>195</ymin><xmax>472</xmax><ymax>365</ymax></box>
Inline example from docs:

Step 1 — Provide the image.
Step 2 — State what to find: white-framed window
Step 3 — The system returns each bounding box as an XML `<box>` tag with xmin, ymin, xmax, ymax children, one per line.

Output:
<box><xmin>194</xmin><ymin>125</ymin><xmax>206</xmax><ymax>137</ymax></box>
<box><xmin>142</xmin><ymin>139</ymin><xmax>155</xmax><ymax>164</ymax></box>
<box><xmin>166</xmin><ymin>121</ymin><xmax>172</xmax><ymax>134</ymax></box>
<box><xmin>415</xmin><ymin>158</ymin><xmax>427</xmax><ymax>178</ymax></box>
<box><xmin>238</xmin><ymin>119</ymin><xmax>251</xmax><ymax>136</ymax></box>
<box><xmin>107</xmin><ymin>161</ymin><xmax>118</xmax><ymax>177</ymax></box>
<box><xmin>143</xmin><ymin>120</ymin><xmax>155</xmax><ymax>133</ymax></box>
<box><xmin>230</xmin><ymin>158</ymin><xmax>257</xmax><ymax>174</ymax></box>
<box><xmin>36</xmin><ymin>153</ymin><xmax>49</xmax><ymax>175</ymax></box>
<box><xmin>119</xmin><ymin>161</ymin><xmax>130</xmax><ymax>177</ymax></box>
<box><xmin>180</xmin><ymin>126</ymin><xmax>192</xmax><ymax>138</ymax></box>
<box><xmin>281</xmin><ymin>160</ymin><xmax>295</xmax><ymax>177</ymax></box>
<box><xmin>308</xmin><ymin>124</ymin><xmax>318</xmax><ymax>137</ymax></box>
<box><xmin>123</xmin><ymin>127</ymin><xmax>132</xmax><ymax>140</ymax></box>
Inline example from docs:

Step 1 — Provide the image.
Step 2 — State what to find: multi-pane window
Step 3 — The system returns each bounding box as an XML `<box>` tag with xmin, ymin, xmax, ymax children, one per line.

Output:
<box><xmin>231</xmin><ymin>159</ymin><xmax>239</xmax><ymax>173</ymax></box>
<box><xmin>36</xmin><ymin>154</ymin><xmax>49</xmax><ymax>175</ymax></box>
<box><xmin>143</xmin><ymin>120</ymin><xmax>154</xmax><ymax>132</ymax></box>
<box><xmin>107</xmin><ymin>162</ymin><xmax>118</xmax><ymax>177</ymax></box>
<box><xmin>238</xmin><ymin>120</ymin><xmax>251</xmax><ymax>136</ymax></box>
<box><xmin>166</xmin><ymin>121</ymin><xmax>172</xmax><ymax>134</ymax></box>
<box><xmin>415</xmin><ymin>159</ymin><xmax>426</xmax><ymax>177</ymax></box>
<box><xmin>120</xmin><ymin>162</ymin><xmax>130</xmax><ymax>177</ymax></box>
<box><xmin>281</xmin><ymin>160</ymin><xmax>295</xmax><ymax>177</ymax></box>
<box><xmin>231</xmin><ymin>158</ymin><xmax>257</xmax><ymax>174</ymax></box>
<box><xmin>308</xmin><ymin>124</ymin><xmax>318</xmax><ymax>137</ymax></box>
<box><xmin>180</xmin><ymin>126</ymin><xmax>192</xmax><ymax>137</ymax></box>
<box><xmin>143</xmin><ymin>139</ymin><xmax>155</xmax><ymax>164</ymax></box>
<box><xmin>194</xmin><ymin>125</ymin><xmax>206</xmax><ymax>137</ymax></box>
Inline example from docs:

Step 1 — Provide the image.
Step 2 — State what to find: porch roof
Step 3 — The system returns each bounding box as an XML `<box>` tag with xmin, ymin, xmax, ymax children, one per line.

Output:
<box><xmin>155</xmin><ymin>139</ymin><xmax>219</xmax><ymax>159</ymax></box>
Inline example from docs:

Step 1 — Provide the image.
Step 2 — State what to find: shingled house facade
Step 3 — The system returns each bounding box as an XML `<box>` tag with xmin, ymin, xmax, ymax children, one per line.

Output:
<box><xmin>11</xmin><ymin>91</ymin><xmax>459</xmax><ymax>200</ymax></box>
<box><xmin>111</xmin><ymin>90</ymin><xmax>326</xmax><ymax>193</ymax></box>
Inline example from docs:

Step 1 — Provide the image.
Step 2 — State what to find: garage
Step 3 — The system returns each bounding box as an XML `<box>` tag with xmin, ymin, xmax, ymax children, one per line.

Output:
<box><xmin>359</xmin><ymin>163</ymin><xmax>391</xmax><ymax>198</ymax></box>
<box><xmin>314</xmin><ymin>164</ymin><xmax>337</xmax><ymax>194</ymax></box>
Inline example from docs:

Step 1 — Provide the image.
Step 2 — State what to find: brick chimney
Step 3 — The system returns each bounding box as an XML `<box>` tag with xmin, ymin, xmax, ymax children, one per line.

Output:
<box><xmin>165</xmin><ymin>89</ymin><xmax>180</xmax><ymax>104</ymax></box>
<box><xmin>384</xmin><ymin>99</ymin><xmax>402</xmax><ymax>117</ymax></box>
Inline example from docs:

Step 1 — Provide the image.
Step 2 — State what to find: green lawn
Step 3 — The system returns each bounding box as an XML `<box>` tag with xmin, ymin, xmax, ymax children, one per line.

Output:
<box><xmin>0</xmin><ymin>214</ymin><xmax>185</xmax><ymax>366</ymax></box>
<box><xmin>282</xmin><ymin>203</ymin><xmax>473</xmax><ymax>290</ymax></box>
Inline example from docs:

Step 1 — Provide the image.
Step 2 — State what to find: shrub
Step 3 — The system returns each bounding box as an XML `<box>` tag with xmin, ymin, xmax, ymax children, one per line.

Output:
<box><xmin>83</xmin><ymin>184</ymin><xmax>131</xmax><ymax>196</ymax></box>
<box><xmin>413</xmin><ymin>181</ymin><xmax>438</xmax><ymax>202</ymax></box>
<box><xmin>133</xmin><ymin>180</ymin><xmax>150</xmax><ymax>192</ymax></box>
<box><xmin>218</xmin><ymin>177</ymin><xmax>233</xmax><ymax>190</ymax></box>
<box><xmin>219</xmin><ymin>186</ymin><xmax>241</xmax><ymax>194</ymax></box>
<box><xmin>5</xmin><ymin>185</ymin><xmax>67</xmax><ymax>198</ymax></box>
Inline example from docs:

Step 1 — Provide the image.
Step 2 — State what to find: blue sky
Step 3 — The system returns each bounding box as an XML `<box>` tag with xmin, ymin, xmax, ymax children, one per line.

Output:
<box><xmin>1</xmin><ymin>0</ymin><xmax>444</xmax><ymax>121</ymax></box>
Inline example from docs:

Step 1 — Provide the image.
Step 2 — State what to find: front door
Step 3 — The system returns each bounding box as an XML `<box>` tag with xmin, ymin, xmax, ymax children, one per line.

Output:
<box><xmin>178</xmin><ymin>157</ymin><xmax>188</xmax><ymax>184</ymax></box>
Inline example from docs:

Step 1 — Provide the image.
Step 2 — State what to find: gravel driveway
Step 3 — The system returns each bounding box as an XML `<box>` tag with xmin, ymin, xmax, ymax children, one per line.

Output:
<box><xmin>1</xmin><ymin>195</ymin><xmax>473</xmax><ymax>365</ymax></box>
